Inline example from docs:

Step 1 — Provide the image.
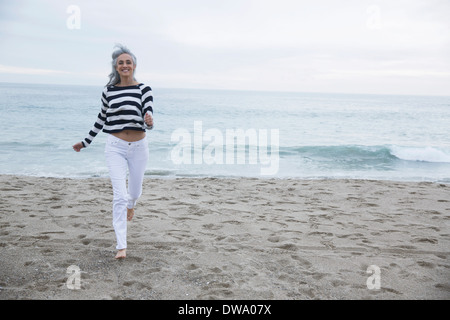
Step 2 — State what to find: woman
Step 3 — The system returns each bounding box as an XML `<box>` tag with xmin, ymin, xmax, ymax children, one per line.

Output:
<box><xmin>73</xmin><ymin>44</ymin><xmax>154</xmax><ymax>259</ymax></box>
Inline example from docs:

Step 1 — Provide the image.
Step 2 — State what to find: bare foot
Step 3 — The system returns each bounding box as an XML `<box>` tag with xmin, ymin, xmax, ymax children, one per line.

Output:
<box><xmin>127</xmin><ymin>208</ymin><xmax>135</xmax><ymax>221</ymax></box>
<box><xmin>115</xmin><ymin>249</ymin><xmax>126</xmax><ymax>259</ymax></box>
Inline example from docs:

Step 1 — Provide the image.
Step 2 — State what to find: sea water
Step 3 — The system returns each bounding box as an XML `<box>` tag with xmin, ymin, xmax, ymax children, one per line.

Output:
<box><xmin>0</xmin><ymin>82</ymin><xmax>449</xmax><ymax>182</ymax></box>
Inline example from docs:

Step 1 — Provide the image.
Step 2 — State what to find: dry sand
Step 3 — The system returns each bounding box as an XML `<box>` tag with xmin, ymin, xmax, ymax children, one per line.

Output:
<box><xmin>0</xmin><ymin>174</ymin><xmax>449</xmax><ymax>300</ymax></box>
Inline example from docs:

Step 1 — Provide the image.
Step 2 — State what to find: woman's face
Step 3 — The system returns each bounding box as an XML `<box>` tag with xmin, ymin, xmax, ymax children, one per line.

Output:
<box><xmin>115</xmin><ymin>53</ymin><xmax>136</xmax><ymax>78</ymax></box>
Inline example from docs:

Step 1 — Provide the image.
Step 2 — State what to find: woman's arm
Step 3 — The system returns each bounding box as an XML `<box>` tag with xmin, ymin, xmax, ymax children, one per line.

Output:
<box><xmin>73</xmin><ymin>87</ymin><xmax>108</xmax><ymax>151</ymax></box>
<box><xmin>141</xmin><ymin>85</ymin><xmax>154</xmax><ymax>130</ymax></box>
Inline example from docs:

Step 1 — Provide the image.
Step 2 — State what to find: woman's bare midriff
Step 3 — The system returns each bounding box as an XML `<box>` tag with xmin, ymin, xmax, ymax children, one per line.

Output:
<box><xmin>111</xmin><ymin>130</ymin><xmax>146</xmax><ymax>142</ymax></box>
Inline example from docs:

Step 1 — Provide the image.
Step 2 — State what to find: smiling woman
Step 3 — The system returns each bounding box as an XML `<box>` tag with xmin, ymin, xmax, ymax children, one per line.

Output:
<box><xmin>72</xmin><ymin>44</ymin><xmax>154</xmax><ymax>260</ymax></box>
<box><xmin>106</xmin><ymin>44</ymin><xmax>138</xmax><ymax>86</ymax></box>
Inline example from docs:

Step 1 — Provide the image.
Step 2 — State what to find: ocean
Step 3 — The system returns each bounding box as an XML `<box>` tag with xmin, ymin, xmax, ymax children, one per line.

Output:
<box><xmin>1</xmin><ymin>82</ymin><xmax>449</xmax><ymax>182</ymax></box>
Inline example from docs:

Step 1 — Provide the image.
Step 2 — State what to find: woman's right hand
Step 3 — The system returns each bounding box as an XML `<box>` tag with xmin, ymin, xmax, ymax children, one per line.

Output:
<box><xmin>72</xmin><ymin>142</ymin><xmax>84</xmax><ymax>152</ymax></box>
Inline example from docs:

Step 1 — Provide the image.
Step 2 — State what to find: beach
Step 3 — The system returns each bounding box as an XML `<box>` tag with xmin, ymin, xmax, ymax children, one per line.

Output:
<box><xmin>0</xmin><ymin>174</ymin><xmax>449</xmax><ymax>300</ymax></box>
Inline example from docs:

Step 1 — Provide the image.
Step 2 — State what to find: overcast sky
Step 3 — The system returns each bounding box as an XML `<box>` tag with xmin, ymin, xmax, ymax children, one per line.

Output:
<box><xmin>0</xmin><ymin>0</ymin><xmax>449</xmax><ymax>95</ymax></box>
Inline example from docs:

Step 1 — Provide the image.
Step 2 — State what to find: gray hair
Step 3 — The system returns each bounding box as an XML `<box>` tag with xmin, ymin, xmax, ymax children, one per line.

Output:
<box><xmin>106</xmin><ymin>44</ymin><xmax>137</xmax><ymax>86</ymax></box>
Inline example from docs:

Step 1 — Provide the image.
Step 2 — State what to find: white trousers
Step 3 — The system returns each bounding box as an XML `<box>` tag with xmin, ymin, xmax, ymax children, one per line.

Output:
<box><xmin>105</xmin><ymin>134</ymin><xmax>149</xmax><ymax>250</ymax></box>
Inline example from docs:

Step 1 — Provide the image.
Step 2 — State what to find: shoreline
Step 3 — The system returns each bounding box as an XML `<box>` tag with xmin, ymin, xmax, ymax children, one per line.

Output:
<box><xmin>0</xmin><ymin>174</ymin><xmax>449</xmax><ymax>299</ymax></box>
<box><xmin>1</xmin><ymin>172</ymin><xmax>450</xmax><ymax>184</ymax></box>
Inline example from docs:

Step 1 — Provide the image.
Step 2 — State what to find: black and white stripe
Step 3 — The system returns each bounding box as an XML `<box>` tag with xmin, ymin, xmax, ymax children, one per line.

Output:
<box><xmin>82</xmin><ymin>83</ymin><xmax>153</xmax><ymax>147</ymax></box>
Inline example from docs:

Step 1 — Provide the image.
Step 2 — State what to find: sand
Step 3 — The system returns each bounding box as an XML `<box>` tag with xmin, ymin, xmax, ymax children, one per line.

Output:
<box><xmin>0</xmin><ymin>174</ymin><xmax>449</xmax><ymax>300</ymax></box>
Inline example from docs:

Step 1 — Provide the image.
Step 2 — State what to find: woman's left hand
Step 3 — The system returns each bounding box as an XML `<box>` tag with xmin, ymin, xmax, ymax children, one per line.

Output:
<box><xmin>144</xmin><ymin>112</ymin><xmax>153</xmax><ymax>127</ymax></box>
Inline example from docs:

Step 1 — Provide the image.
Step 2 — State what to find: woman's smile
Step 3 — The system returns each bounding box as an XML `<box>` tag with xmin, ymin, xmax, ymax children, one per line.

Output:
<box><xmin>116</xmin><ymin>53</ymin><xmax>135</xmax><ymax>78</ymax></box>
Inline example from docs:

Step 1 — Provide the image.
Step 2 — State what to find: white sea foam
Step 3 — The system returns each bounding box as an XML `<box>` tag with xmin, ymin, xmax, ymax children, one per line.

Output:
<box><xmin>390</xmin><ymin>146</ymin><xmax>450</xmax><ymax>163</ymax></box>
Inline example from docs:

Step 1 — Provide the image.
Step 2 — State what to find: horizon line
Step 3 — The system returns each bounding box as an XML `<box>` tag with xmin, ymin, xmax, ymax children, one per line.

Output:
<box><xmin>0</xmin><ymin>80</ymin><xmax>449</xmax><ymax>98</ymax></box>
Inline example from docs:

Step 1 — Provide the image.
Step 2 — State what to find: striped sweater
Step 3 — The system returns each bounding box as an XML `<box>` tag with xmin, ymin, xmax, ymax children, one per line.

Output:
<box><xmin>82</xmin><ymin>83</ymin><xmax>153</xmax><ymax>147</ymax></box>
